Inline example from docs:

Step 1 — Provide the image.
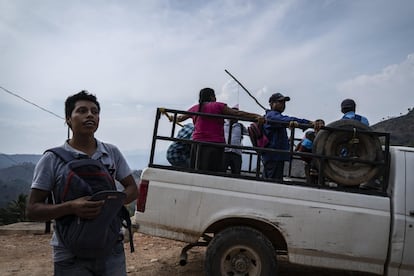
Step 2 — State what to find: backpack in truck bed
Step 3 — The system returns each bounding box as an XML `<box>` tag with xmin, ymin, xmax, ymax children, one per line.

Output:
<box><xmin>46</xmin><ymin>147</ymin><xmax>134</xmax><ymax>258</ymax></box>
<box><xmin>247</xmin><ymin>122</ymin><xmax>269</xmax><ymax>148</ymax></box>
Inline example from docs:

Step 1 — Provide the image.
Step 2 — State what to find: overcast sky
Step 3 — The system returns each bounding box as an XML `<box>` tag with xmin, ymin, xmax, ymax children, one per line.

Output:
<box><xmin>1</xmin><ymin>0</ymin><xmax>413</xmax><ymax>156</ymax></box>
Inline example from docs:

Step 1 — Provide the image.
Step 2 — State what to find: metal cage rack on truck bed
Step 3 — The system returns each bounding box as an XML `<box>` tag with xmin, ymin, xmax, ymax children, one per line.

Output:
<box><xmin>146</xmin><ymin>107</ymin><xmax>390</xmax><ymax>195</ymax></box>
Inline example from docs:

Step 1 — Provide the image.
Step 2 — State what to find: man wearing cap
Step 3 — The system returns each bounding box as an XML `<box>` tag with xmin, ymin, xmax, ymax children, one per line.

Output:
<box><xmin>263</xmin><ymin>93</ymin><xmax>313</xmax><ymax>182</ymax></box>
<box><xmin>340</xmin><ymin>99</ymin><xmax>369</xmax><ymax>126</ymax></box>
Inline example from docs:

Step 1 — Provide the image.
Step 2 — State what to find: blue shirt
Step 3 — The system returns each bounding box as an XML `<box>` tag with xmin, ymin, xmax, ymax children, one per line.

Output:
<box><xmin>342</xmin><ymin>111</ymin><xmax>369</xmax><ymax>126</ymax></box>
<box><xmin>301</xmin><ymin>138</ymin><xmax>313</xmax><ymax>150</ymax></box>
<box><xmin>263</xmin><ymin>110</ymin><xmax>310</xmax><ymax>162</ymax></box>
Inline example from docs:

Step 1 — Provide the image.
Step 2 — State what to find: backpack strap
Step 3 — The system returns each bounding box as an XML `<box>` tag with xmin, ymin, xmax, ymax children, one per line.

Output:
<box><xmin>45</xmin><ymin>147</ymin><xmax>77</xmax><ymax>163</ymax></box>
<box><xmin>120</xmin><ymin>206</ymin><xmax>135</xmax><ymax>253</ymax></box>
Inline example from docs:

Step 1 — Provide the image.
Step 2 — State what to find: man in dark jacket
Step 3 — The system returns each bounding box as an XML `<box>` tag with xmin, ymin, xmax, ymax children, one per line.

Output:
<box><xmin>263</xmin><ymin>92</ymin><xmax>314</xmax><ymax>182</ymax></box>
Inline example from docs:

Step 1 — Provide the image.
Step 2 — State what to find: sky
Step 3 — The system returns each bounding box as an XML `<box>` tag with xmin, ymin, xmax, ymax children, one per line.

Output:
<box><xmin>1</xmin><ymin>0</ymin><xmax>413</xmax><ymax>156</ymax></box>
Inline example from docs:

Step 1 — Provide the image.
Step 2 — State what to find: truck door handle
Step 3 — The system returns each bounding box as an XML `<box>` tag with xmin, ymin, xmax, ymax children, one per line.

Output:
<box><xmin>410</xmin><ymin>211</ymin><xmax>414</xmax><ymax>216</ymax></box>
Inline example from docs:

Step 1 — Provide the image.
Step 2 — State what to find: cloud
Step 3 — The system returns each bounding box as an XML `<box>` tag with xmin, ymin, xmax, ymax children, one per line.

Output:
<box><xmin>1</xmin><ymin>0</ymin><xmax>413</xmax><ymax>153</ymax></box>
<box><xmin>337</xmin><ymin>54</ymin><xmax>414</xmax><ymax>122</ymax></box>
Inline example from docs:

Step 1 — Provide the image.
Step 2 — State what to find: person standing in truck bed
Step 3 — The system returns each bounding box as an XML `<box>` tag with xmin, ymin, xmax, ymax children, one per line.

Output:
<box><xmin>176</xmin><ymin>87</ymin><xmax>262</xmax><ymax>172</ymax></box>
<box><xmin>223</xmin><ymin>105</ymin><xmax>248</xmax><ymax>175</ymax></box>
<box><xmin>340</xmin><ymin>98</ymin><xmax>369</xmax><ymax>126</ymax></box>
<box><xmin>166</xmin><ymin>123</ymin><xmax>194</xmax><ymax>168</ymax></box>
<box><xmin>263</xmin><ymin>92</ymin><xmax>314</xmax><ymax>183</ymax></box>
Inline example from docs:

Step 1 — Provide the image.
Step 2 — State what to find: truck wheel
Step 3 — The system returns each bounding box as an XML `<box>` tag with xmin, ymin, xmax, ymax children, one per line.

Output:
<box><xmin>204</xmin><ymin>226</ymin><xmax>277</xmax><ymax>276</ymax></box>
<box><xmin>313</xmin><ymin>119</ymin><xmax>383</xmax><ymax>186</ymax></box>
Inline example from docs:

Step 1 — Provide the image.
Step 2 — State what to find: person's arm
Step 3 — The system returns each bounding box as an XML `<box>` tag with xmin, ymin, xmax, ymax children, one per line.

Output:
<box><xmin>119</xmin><ymin>175</ymin><xmax>138</xmax><ymax>204</ymax></box>
<box><xmin>176</xmin><ymin>113</ymin><xmax>192</xmax><ymax>123</ymax></box>
<box><xmin>268</xmin><ymin>112</ymin><xmax>314</xmax><ymax>128</ymax></box>
<box><xmin>27</xmin><ymin>188</ymin><xmax>104</xmax><ymax>222</ymax></box>
<box><xmin>223</xmin><ymin>105</ymin><xmax>263</xmax><ymax>121</ymax></box>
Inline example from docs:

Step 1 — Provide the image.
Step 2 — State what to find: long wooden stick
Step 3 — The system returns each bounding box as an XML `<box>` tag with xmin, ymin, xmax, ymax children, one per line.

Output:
<box><xmin>225</xmin><ymin>69</ymin><xmax>266</xmax><ymax>111</ymax></box>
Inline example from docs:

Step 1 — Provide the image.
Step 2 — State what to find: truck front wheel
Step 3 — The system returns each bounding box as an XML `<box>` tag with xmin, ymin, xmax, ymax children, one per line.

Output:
<box><xmin>204</xmin><ymin>226</ymin><xmax>277</xmax><ymax>276</ymax></box>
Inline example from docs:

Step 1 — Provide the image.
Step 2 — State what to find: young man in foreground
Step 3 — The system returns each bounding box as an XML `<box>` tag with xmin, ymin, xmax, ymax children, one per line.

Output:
<box><xmin>27</xmin><ymin>90</ymin><xmax>138</xmax><ymax>275</ymax></box>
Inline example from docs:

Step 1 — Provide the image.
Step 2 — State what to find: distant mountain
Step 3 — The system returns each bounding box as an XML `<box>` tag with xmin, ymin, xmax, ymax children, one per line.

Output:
<box><xmin>371</xmin><ymin>108</ymin><xmax>414</xmax><ymax>147</ymax></box>
<box><xmin>0</xmin><ymin>163</ymin><xmax>34</xmax><ymax>208</ymax></box>
<box><xmin>0</xmin><ymin>154</ymin><xmax>41</xmax><ymax>169</ymax></box>
<box><xmin>0</xmin><ymin>152</ymin><xmax>150</xmax><ymax>171</ymax></box>
<box><xmin>0</xmin><ymin>109</ymin><xmax>412</xmax><ymax>208</ymax></box>
<box><xmin>0</xmin><ymin>151</ymin><xmax>148</xmax><ymax>209</ymax></box>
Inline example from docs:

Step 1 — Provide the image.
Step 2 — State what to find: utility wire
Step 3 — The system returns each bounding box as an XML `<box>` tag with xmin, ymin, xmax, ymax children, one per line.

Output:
<box><xmin>0</xmin><ymin>85</ymin><xmax>65</xmax><ymax>120</ymax></box>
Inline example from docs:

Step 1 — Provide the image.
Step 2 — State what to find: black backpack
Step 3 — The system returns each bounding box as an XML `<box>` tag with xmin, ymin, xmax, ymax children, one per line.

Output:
<box><xmin>46</xmin><ymin>147</ymin><xmax>134</xmax><ymax>258</ymax></box>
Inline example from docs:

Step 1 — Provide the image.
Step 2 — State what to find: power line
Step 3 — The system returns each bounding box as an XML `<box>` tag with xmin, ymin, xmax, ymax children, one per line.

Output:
<box><xmin>0</xmin><ymin>85</ymin><xmax>65</xmax><ymax>120</ymax></box>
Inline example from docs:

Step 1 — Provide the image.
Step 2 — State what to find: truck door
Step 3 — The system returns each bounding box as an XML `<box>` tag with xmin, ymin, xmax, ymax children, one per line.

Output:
<box><xmin>401</xmin><ymin>151</ymin><xmax>414</xmax><ymax>274</ymax></box>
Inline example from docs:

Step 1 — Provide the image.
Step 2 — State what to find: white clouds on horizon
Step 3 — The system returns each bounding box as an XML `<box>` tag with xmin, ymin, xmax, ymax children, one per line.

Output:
<box><xmin>337</xmin><ymin>54</ymin><xmax>414</xmax><ymax>122</ymax></box>
<box><xmin>1</xmin><ymin>0</ymin><xmax>413</xmax><ymax>153</ymax></box>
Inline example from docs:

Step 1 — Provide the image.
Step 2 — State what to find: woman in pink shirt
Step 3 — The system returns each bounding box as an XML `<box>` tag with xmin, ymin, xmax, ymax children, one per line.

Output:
<box><xmin>177</xmin><ymin>87</ymin><xmax>262</xmax><ymax>172</ymax></box>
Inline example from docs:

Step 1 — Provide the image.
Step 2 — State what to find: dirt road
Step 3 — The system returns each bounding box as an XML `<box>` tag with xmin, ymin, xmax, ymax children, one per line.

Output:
<box><xmin>0</xmin><ymin>230</ymin><xmax>375</xmax><ymax>276</ymax></box>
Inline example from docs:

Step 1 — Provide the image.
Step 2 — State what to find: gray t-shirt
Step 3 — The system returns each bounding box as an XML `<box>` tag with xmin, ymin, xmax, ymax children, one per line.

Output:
<box><xmin>31</xmin><ymin>139</ymin><xmax>132</xmax><ymax>262</ymax></box>
<box><xmin>224</xmin><ymin>121</ymin><xmax>248</xmax><ymax>155</ymax></box>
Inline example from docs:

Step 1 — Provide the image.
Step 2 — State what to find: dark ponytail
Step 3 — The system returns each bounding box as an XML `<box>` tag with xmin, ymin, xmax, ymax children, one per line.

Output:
<box><xmin>198</xmin><ymin>88</ymin><xmax>215</xmax><ymax>112</ymax></box>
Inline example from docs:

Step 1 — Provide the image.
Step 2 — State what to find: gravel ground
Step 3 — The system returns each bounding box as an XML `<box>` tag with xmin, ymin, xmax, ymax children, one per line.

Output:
<box><xmin>0</xmin><ymin>229</ymin><xmax>376</xmax><ymax>276</ymax></box>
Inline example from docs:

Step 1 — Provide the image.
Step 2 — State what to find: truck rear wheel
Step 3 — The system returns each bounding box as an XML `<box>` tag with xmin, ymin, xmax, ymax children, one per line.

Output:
<box><xmin>313</xmin><ymin>119</ymin><xmax>383</xmax><ymax>186</ymax></box>
<box><xmin>204</xmin><ymin>226</ymin><xmax>277</xmax><ymax>276</ymax></box>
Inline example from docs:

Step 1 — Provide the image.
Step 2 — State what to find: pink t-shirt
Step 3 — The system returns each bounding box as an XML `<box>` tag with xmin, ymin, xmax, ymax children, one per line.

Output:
<box><xmin>188</xmin><ymin>102</ymin><xmax>226</xmax><ymax>143</ymax></box>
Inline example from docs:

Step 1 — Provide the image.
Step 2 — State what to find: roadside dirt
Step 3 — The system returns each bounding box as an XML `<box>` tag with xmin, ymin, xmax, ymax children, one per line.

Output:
<box><xmin>0</xmin><ymin>231</ymin><xmax>376</xmax><ymax>276</ymax></box>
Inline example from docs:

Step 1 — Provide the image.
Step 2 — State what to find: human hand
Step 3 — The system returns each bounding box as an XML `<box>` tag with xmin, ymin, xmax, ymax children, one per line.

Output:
<box><xmin>70</xmin><ymin>196</ymin><xmax>105</xmax><ymax>220</ymax></box>
<box><xmin>314</xmin><ymin>119</ymin><xmax>325</xmax><ymax>132</ymax></box>
<box><xmin>256</xmin><ymin>116</ymin><xmax>265</xmax><ymax>125</ymax></box>
<box><xmin>289</xmin><ymin>121</ymin><xmax>299</xmax><ymax>129</ymax></box>
<box><xmin>159</xmin><ymin>108</ymin><xmax>174</xmax><ymax>122</ymax></box>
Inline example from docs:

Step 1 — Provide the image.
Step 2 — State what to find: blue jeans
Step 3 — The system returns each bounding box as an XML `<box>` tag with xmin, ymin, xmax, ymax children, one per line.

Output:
<box><xmin>54</xmin><ymin>241</ymin><xmax>126</xmax><ymax>276</ymax></box>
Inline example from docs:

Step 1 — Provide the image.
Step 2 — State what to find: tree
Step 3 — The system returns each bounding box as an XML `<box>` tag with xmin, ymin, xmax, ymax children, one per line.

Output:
<box><xmin>9</xmin><ymin>194</ymin><xmax>28</xmax><ymax>222</ymax></box>
<box><xmin>0</xmin><ymin>194</ymin><xmax>28</xmax><ymax>225</ymax></box>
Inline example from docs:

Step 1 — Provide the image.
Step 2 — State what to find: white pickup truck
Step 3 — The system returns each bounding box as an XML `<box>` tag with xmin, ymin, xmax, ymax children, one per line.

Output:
<box><xmin>134</xmin><ymin>108</ymin><xmax>414</xmax><ymax>276</ymax></box>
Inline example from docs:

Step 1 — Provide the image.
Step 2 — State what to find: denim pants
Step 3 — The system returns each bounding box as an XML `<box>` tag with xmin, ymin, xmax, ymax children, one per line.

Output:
<box><xmin>263</xmin><ymin>160</ymin><xmax>285</xmax><ymax>182</ymax></box>
<box><xmin>54</xmin><ymin>241</ymin><xmax>126</xmax><ymax>276</ymax></box>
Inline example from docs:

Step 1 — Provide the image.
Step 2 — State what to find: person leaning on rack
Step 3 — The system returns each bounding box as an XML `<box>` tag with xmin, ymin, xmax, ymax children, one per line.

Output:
<box><xmin>340</xmin><ymin>98</ymin><xmax>369</xmax><ymax>126</ymax></box>
<box><xmin>295</xmin><ymin>119</ymin><xmax>325</xmax><ymax>185</ymax></box>
<box><xmin>174</xmin><ymin>87</ymin><xmax>263</xmax><ymax>173</ymax></box>
<box><xmin>166</xmin><ymin>123</ymin><xmax>194</xmax><ymax>168</ymax></box>
<box><xmin>263</xmin><ymin>92</ymin><xmax>314</xmax><ymax>183</ymax></box>
<box><xmin>223</xmin><ymin>105</ymin><xmax>249</xmax><ymax>175</ymax></box>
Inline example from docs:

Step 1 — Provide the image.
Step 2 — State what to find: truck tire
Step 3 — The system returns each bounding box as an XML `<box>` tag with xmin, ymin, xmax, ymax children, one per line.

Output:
<box><xmin>204</xmin><ymin>226</ymin><xmax>277</xmax><ymax>276</ymax></box>
<box><xmin>313</xmin><ymin>119</ymin><xmax>383</xmax><ymax>186</ymax></box>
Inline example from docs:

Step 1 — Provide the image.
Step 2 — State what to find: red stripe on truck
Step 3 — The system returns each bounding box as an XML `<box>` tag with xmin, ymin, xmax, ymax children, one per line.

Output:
<box><xmin>136</xmin><ymin>179</ymin><xmax>149</xmax><ymax>212</ymax></box>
